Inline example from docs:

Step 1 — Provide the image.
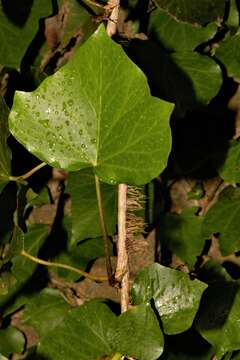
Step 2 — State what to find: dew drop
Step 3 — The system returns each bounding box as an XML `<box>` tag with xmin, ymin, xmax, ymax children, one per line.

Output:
<box><xmin>81</xmin><ymin>144</ymin><xmax>86</xmax><ymax>149</ymax></box>
<box><xmin>91</xmin><ymin>138</ymin><xmax>97</xmax><ymax>144</ymax></box>
<box><xmin>68</xmin><ymin>99</ymin><xmax>74</xmax><ymax>106</ymax></box>
<box><xmin>66</xmin><ymin>120</ymin><xmax>70</xmax><ymax>126</ymax></box>
<box><xmin>87</xmin><ymin>122</ymin><xmax>92</xmax><ymax>127</ymax></box>
<box><xmin>40</xmin><ymin>119</ymin><xmax>49</xmax><ymax>127</ymax></box>
<box><xmin>79</xmin><ymin>129</ymin><xmax>83</xmax><ymax>135</ymax></box>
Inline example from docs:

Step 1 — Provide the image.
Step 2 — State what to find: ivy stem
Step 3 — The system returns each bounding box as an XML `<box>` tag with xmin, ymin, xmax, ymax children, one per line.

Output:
<box><xmin>115</xmin><ymin>183</ymin><xmax>129</xmax><ymax>313</ymax></box>
<box><xmin>21</xmin><ymin>250</ymin><xmax>108</xmax><ymax>282</ymax></box>
<box><xmin>111</xmin><ymin>353</ymin><xmax>122</xmax><ymax>360</ymax></box>
<box><xmin>94</xmin><ymin>175</ymin><xmax>113</xmax><ymax>284</ymax></box>
<box><xmin>9</xmin><ymin>162</ymin><xmax>47</xmax><ymax>181</ymax></box>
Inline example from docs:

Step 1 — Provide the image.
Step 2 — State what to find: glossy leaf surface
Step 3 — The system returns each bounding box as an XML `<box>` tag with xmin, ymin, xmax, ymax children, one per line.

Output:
<box><xmin>0</xmin><ymin>0</ymin><xmax>52</xmax><ymax>68</ymax></box>
<box><xmin>154</xmin><ymin>0</ymin><xmax>226</xmax><ymax>26</ymax></box>
<box><xmin>9</xmin><ymin>25</ymin><xmax>174</xmax><ymax>185</ymax></box>
<box><xmin>132</xmin><ymin>263</ymin><xmax>207</xmax><ymax>334</ymax></box>
<box><xmin>202</xmin><ymin>187</ymin><xmax>240</xmax><ymax>255</ymax></box>
<box><xmin>66</xmin><ymin>169</ymin><xmax>116</xmax><ymax>243</ymax></box>
<box><xmin>37</xmin><ymin>300</ymin><xmax>163</xmax><ymax>360</ymax></box>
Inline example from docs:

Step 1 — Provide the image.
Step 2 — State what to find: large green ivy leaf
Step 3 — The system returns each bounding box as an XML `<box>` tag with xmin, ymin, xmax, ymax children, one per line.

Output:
<box><xmin>66</xmin><ymin>168</ymin><xmax>117</xmax><ymax>243</ymax></box>
<box><xmin>202</xmin><ymin>186</ymin><xmax>240</xmax><ymax>255</ymax></box>
<box><xmin>0</xmin><ymin>97</ymin><xmax>11</xmax><ymax>193</ymax></box>
<box><xmin>132</xmin><ymin>263</ymin><xmax>207</xmax><ymax>334</ymax></box>
<box><xmin>9</xmin><ymin>25</ymin><xmax>174</xmax><ymax>185</ymax></box>
<box><xmin>160</xmin><ymin>208</ymin><xmax>204</xmax><ymax>270</ymax></box>
<box><xmin>0</xmin><ymin>0</ymin><xmax>52</xmax><ymax>68</ymax></box>
<box><xmin>196</xmin><ymin>282</ymin><xmax>240</xmax><ymax>358</ymax></box>
<box><xmin>148</xmin><ymin>8</ymin><xmax>217</xmax><ymax>52</ymax></box>
<box><xmin>215</xmin><ymin>34</ymin><xmax>240</xmax><ymax>79</ymax></box>
<box><xmin>0</xmin><ymin>326</ymin><xmax>25</xmax><ymax>357</ymax></box>
<box><xmin>217</xmin><ymin>140</ymin><xmax>240</xmax><ymax>183</ymax></box>
<box><xmin>37</xmin><ymin>300</ymin><xmax>163</xmax><ymax>360</ymax></box>
<box><xmin>154</xmin><ymin>0</ymin><xmax>226</xmax><ymax>26</ymax></box>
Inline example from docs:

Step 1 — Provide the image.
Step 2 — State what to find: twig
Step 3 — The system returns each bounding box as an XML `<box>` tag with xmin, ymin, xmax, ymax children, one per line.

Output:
<box><xmin>115</xmin><ymin>183</ymin><xmax>130</xmax><ymax>313</ymax></box>
<box><xmin>21</xmin><ymin>250</ymin><xmax>108</xmax><ymax>282</ymax></box>
<box><xmin>9</xmin><ymin>162</ymin><xmax>47</xmax><ymax>181</ymax></box>
<box><xmin>106</xmin><ymin>0</ymin><xmax>120</xmax><ymax>37</ymax></box>
<box><xmin>95</xmin><ymin>175</ymin><xmax>114</xmax><ymax>284</ymax></box>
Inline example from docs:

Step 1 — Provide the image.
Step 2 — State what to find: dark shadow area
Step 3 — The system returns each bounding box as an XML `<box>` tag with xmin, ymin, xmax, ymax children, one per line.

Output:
<box><xmin>159</xmin><ymin>326</ymin><xmax>211</xmax><ymax>359</ymax></box>
<box><xmin>0</xmin><ymin>182</ymin><xmax>17</xmax><ymax>242</ymax></box>
<box><xmin>2</xmin><ymin>0</ymin><xmax>33</xmax><ymax>27</ymax></box>
<box><xmin>25</xmin><ymin>353</ymin><xmax>51</xmax><ymax>360</ymax></box>
<box><xmin>223</xmin><ymin>261</ymin><xmax>240</xmax><ymax>280</ymax></box>
<box><xmin>196</xmin><ymin>281</ymin><xmax>239</xmax><ymax>332</ymax></box>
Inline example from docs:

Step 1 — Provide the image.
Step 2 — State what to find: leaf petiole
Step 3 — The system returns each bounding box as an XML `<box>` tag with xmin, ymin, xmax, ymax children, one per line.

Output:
<box><xmin>21</xmin><ymin>250</ymin><xmax>108</xmax><ymax>282</ymax></box>
<box><xmin>9</xmin><ymin>162</ymin><xmax>47</xmax><ymax>182</ymax></box>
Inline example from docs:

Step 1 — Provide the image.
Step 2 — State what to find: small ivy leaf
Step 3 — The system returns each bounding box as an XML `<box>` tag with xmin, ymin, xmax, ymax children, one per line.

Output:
<box><xmin>0</xmin><ymin>97</ymin><xmax>11</xmax><ymax>193</ymax></box>
<box><xmin>215</xmin><ymin>34</ymin><xmax>240</xmax><ymax>79</ymax></box>
<box><xmin>202</xmin><ymin>186</ymin><xmax>240</xmax><ymax>255</ymax></box>
<box><xmin>160</xmin><ymin>208</ymin><xmax>205</xmax><ymax>270</ymax></box>
<box><xmin>148</xmin><ymin>8</ymin><xmax>217</xmax><ymax>52</ymax></box>
<box><xmin>216</xmin><ymin>140</ymin><xmax>240</xmax><ymax>184</ymax></box>
<box><xmin>0</xmin><ymin>0</ymin><xmax>53</xmax><ymax>69</ymax></box>
<box><xmin>66</xmin><ymin>168</ymin><xmax>117</xmax><ymax>244</ymax></box>
<box><xmin>9</xmin><ymin>24</ymin><xmax>174</xmax><ymax>185</ymax></box>
<box><xmin>154</xmin><ymin>0</ymin><xmax>226</xmax><ymax>26</ymax></box>
<box><xmin>0</xmin><ymin>326</ymin><xmax>25</xmax><ymax>357</ymax></box>
<box><xmin>196</xmin><ymin>282</ymin><xmax>240</xmax><ymax>358</ymax></box>
<box><xmin>132</xmin><ymin>263</ymin><xmax>207</xmax><ymax>334</ymax></box>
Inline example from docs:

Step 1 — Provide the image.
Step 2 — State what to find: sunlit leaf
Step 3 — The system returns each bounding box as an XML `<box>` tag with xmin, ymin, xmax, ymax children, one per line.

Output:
<box><xmin>9</xmin><ymin>25</ymin><xmax>174</xmax><ymax>185</ymax></box>
<box><xmin>132</xmin><ymin>263</ymin><xmax>207</xmax><ymax>334</ymax></box>
<box><xmin>217</xmin><ymin>140</ymin><xmax>240</xmax><ymax>183</ymax></box>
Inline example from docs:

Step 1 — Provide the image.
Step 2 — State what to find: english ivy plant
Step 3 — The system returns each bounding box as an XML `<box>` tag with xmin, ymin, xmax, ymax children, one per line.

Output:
<box><xmin>1</xmin><ymin>1</ymin><xmax>240</xmax><ymax>359</ymax></box>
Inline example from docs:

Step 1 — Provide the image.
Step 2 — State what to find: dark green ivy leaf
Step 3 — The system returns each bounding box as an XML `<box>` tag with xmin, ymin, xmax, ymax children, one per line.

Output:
<box><xmin>215</xmin><ymin>34</ymin><xmax>240</xmax><ymax>79</ymax></box>
<box><xmin>0</xmin><ymin>326</ymin><xmax>25</xmax><ymax>357</ymax></box>
<box><xmin>154</xmin><ymin>0</ymin><xmax>226</xmax><ymax>26</ymax></box>
<box><xmin>202</xmin><ymin>186</ymin><xmax>240</xmax><ymax>255</ymax></box>
<box><xmin>0</xmin><ymin>0</ymin><xmax>53</xmax><ymax>68</ymax></box>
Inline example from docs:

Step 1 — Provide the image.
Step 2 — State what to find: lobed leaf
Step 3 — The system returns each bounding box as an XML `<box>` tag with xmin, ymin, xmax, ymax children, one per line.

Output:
<box><xmin>9</xmin><ymin>25</ymin><xmax>174</xmax><ymax>185</ymax></box>
<box><xmin>132</xmin><ymin>263</ymin><xmax>207</xmax><ymax>334</ymax></box>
